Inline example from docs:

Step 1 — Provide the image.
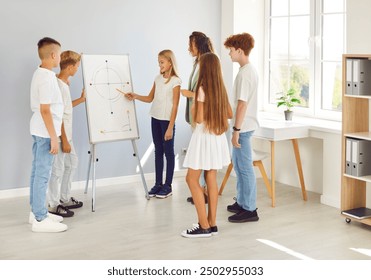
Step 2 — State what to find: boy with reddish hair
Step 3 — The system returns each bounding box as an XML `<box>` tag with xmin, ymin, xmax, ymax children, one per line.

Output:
<box><xmin>224</xmin><ymin>33</ymin><xmax>259</xmax><ymax>223</ymax></box>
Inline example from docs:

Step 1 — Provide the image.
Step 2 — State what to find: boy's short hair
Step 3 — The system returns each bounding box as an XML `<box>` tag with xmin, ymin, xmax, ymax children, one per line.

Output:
<box><xmin>60</xmin><ymin>51</ymin><xmax>81</xmax><ymax>70</ymax></box>
<box><xmin>224</xmin><ymin>33</ymin><xmax>255</xmax><ymax>56</ymax></box>
<box><xmin>37</xmin><ymin>37</ymin><xmax>61</xmax><ymax>60</ymax></box>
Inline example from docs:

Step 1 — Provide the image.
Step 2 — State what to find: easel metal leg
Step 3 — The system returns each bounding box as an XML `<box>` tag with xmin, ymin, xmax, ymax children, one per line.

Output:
<box><xmin>131</xmin><ymin>140</ymin><xmax>149</xmax><ymax>199</ymax></box>
<box><xmin>92</xmin><ymin>144</ymin><xmax>97</xmax><ymax>212</ymax></box>
<box><xmin>84</xmin><ymin>146</ymin><xmax>92</xmax><ymax>194</ymax></box>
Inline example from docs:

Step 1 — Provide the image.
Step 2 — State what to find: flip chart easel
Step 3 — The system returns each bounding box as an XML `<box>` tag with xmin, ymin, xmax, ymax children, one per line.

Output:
<box><xmin>81</xmin><ymin>54</ymin><xmax>149</xmax><ymax>211</ymax></box>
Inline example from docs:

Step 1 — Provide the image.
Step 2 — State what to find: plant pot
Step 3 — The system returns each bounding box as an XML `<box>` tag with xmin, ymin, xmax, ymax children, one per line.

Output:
<box><xmin>284</xmin><ymin>110</ymin><xmax>293</xmax><ymax>121</ymax></box>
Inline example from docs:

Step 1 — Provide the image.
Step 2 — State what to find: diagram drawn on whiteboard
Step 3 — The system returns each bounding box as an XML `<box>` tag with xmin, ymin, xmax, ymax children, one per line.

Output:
<box><xmin>82</xmin><ymin>54</ymin><xmax>139</xmax><ymax>143</ymax></box>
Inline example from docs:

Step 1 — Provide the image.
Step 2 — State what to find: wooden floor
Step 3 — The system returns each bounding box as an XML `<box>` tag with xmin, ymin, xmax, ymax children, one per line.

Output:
<box><xmin>1</xmin><ymin>174</ymin><xmax>371</xmax><ymax>260</ymax></box>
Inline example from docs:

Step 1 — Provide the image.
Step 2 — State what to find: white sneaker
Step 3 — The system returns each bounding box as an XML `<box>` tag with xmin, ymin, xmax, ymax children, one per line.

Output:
<box><xmin>28</xmin><ymin>212</ymin><xmax>63</xmax><ymax>224</ymax></box>
<box><xmin>31</xmin><ymin>217</ymin><xmax>68</xmax><ymax>233</ymax></box>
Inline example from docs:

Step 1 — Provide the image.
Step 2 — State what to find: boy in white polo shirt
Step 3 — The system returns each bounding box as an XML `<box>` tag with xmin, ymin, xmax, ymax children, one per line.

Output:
<box><xmin>47</xmin><ymin>50</ymin><xmax>85</xmax><ymax>217</ymax></box>
<box><xmin>29</xmin><ymin>37</ymin><xmax>67</xmax><ymax>232</ymax></box>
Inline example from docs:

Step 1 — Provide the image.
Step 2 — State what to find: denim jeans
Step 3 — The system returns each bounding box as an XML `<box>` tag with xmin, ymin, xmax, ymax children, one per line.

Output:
<box><xmin>232</xmin><ymin>131</ymin><xmax>257</xmax><ymax>211</ymax></box>
<box><xmin>47</xmin><ymin>141</ymin><xmax>78</xmax><ymax>207</ymax></box>
<box><xmin>151</xmin><ymin>117</ymin><xmax>175</xmax><ymax>186</ymax></box>
<box><xmin>30</xmin><ymin>135</ymin><xmax>54</xmax><ymax>221</ymax></box>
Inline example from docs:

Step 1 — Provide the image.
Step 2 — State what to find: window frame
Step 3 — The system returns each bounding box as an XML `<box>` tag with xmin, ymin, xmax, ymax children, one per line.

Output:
<box><xmin>263</xmin><ymin>0</ymin><xmax>346</xmax><ymax>121</ymax></box>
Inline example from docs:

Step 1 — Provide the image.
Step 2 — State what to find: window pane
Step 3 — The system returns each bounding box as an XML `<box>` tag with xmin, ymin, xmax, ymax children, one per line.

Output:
<box><xmin>269</xmin><ymin>62</ymin><xmax>289</xmax><ymax>104</ymax></box>
<box><xmin>290</xmin><ymin>0</ymin><xmax>310</xmax><ymax>15</ymax></box>
<box><xmin>322</xmin><ymin>62</ymin><xmax>342</xmax><ymax>111</ymax></box>
<box><xmin>290</xmin><ymin>63</ymin><xmax>310</xmax><ymax>108</ymax></box>
<box><xmin>322</xmin><ymin>14</ymin><xmax>344</xmax><ymax>61</ymax></box>
<box><xmin>290</xmin><ymin>16</ymin><xmax>310</xmax><ymax>60</ymax></box>
<box><xmin>323</xmin><ymin>0</ymin><xmax>344</xmax><ymax>13</ymax></box>
<box><xmin>271</xmin><ymin>0</ymin><xmax>288</xmax><ymax>16</ymax></box>
<box><xmin>270</xmin><ymin>17</ymin><xmax>288</xmax><ymax>60</ymax></box>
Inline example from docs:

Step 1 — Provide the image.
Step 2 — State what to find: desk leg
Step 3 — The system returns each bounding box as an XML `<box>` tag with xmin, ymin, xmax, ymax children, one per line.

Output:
<box><xmin>218</xmin><ymin>162</ymin><xmax>233</xmax><ymax>195</ymax></box>
<box><xmin>270</xmin><ymin>141</ymin><xmax>275</xmax><ymax>207</ymax></box>
<box><xmin>291</xmin><ymin>139</ymin><xmax>308</xmax><ymax>201</ymax></box>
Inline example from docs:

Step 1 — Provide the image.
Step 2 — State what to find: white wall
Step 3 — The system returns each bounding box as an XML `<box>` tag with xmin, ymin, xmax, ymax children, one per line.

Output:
<box><xmin>347</xmin><ymin>0</ymin><xmax>371</xmax><ymax>53</ymax></box>
<box><xmin>0</xmin><ymin>0</ymin><xmax>221</xmax><ymax>191</ymax></box>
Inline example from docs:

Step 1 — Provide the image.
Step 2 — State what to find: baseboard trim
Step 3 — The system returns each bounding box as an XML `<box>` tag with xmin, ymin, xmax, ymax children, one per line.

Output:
<box><xmin>0</xmin><ymin>169</ymin><xmax>188</xmax><ymax>200</ymax></box>
<box><xmin>320</xmin><ymin>194</ymin><xmax>340</xmax><ymax>209</ymax></box>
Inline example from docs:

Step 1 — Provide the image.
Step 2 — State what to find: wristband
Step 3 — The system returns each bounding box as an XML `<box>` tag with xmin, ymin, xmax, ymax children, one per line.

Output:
<box><xmin>233</xmin><ymin>126</ymin><xmax>241</xmax><ymax>131</ymax></box>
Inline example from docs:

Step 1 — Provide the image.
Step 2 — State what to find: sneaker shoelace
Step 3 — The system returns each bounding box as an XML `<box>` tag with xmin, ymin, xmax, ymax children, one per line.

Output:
<box><xmin>187</xmin><ymin>224</ymin><xmax>200</xmax><ymax>233</ymax></box>
<box><xmin>70</xmin><ymin>197</ymin><xmax>80</xmax><ymax>205</ymax></box>
<box><xmin>58</xmin><ymin>205</ymin><xmax>69</xmax><ymax>214</ymax></box>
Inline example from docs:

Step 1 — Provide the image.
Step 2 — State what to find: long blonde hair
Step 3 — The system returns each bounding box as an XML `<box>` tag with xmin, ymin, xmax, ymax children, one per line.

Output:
<box><xmin>158</xmin><ymin>49</ymin><xmax>179</xmax><ymax>84</ymax></box>
<box><xmin>194</xmin><ymin>53</ymin><xmax>230</xmax><ymax>135</ymax></box>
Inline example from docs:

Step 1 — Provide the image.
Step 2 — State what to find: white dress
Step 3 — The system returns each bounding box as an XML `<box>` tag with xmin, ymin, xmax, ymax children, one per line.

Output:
<box><xmin>183</xmin><ymin>88</ymin><xmax>230</xmax><ymax>170</ymax></box>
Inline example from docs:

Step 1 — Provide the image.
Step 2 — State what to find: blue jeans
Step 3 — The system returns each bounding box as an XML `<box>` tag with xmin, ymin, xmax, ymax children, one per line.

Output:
<box><xmin>30</xmin><ymin>135</ymin><xmax>54</xmax><ymax>221</ymax></box>
<box><xmin>232</xmin><ymin>131</ymin><xmax>257</xmax><ymax>211</ymax></box>
<box><xmin>151</xmin><ymin>118</ymin><xmax>175</xmax><ymax>186</ymax></box>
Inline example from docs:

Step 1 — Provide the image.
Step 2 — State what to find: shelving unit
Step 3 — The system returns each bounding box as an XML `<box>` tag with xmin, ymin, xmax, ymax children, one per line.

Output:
<box><xmin>341</xmin><ymin>54</ymin><xmax>371</xmax><ymax>226</ymax></box>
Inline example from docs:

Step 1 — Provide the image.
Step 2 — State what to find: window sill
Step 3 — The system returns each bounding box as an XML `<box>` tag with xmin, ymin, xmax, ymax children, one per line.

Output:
<box><xmin>258</xmin><ymin>111</ymin><xmax>341</xmax><ymax>135</ymax></box>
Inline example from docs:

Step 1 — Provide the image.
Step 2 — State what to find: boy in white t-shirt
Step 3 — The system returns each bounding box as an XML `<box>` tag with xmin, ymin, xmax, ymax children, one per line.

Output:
<box><xmin>224</xmin><ymin>33</ymin><xmax>260</xmax><ymax>223</ymax></box>
<box><xmin>47</xmin><ymin>51</ymin><xmax>85</xmax><ymax>218</ymax></box>
<box><xmin>29</xmin><ymin>37</ymin><xmax>67</xmax><ymax>233</ymax></box>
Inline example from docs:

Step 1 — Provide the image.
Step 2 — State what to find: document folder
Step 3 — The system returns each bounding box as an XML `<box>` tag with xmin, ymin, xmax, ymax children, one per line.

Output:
<box><xmin>352</xmin><ymin>59</ymin><xmax>371</xmax><ymax>96</ymax></box>
<box><xmin>346</xmin><ymin>59</ymin><xmax>353</xmax><ymax>95</ymax></box>
<box><xmin>351</xmin><ymin>139</ymin><xmax>371</xmax><ymax>177</ymax></box>
<box><xmin>345</xmin><ymin>138</ymin><xmax>352</xmax><ymax>175</ymax></box>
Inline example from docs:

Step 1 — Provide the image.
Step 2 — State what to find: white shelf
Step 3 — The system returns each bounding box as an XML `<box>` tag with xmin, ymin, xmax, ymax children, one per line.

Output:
<box><xmin>344</xmin><ymin>173</ymin><xmax>371</xmax><ymax>183</ymax></box>
<box><xmin>344</xmin><ymin>132</ymin><xmax>371</xmax><ymax>141</ymax></box>
<box><xmin>344</xmin><ymin>94</ymin><xmax>371</xmax><ymax>99</ymax></box>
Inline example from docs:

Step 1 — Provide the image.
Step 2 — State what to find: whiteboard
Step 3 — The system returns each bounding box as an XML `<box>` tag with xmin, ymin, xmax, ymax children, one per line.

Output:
<box><xmin>82</xmin><ymin>54</ymin><xmax>139</xmax><ymax>144</ymax></box>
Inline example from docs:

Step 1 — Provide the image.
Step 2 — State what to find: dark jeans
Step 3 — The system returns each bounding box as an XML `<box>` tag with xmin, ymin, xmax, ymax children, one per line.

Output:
<box><xmin>151</xmin><ymin>117</ymin><xmax>175</xmax><ymax>186</ymax></box>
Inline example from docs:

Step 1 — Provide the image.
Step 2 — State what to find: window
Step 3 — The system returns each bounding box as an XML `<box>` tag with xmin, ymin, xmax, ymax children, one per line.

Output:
<box><xmin>265</xmin><ymin>0</ymin><xmax>346</xmax><ymax>120</ymax></box>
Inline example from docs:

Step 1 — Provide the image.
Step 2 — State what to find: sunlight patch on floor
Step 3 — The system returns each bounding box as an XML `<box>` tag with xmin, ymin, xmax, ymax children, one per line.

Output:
<box><xmin>257</xmin><ymin>239</ymin><xmax>314</xmax><ymax>260</ymax></box>
<box><xmin>350</xmin><ymin>248</ymin><xmax>371</xmax><ymax>257</ymax></box>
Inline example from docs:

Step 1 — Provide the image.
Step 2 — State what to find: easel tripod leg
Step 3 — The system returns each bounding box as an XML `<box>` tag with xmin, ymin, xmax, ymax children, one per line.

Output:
<box><xmin>84</xmin><ymin>148</ymin><xmax>92</xmax><ymax>194</ymax></box>
<box><xmin>92</xmin><ymin>144</ymin><xmax>97</xmax><ymax>212</ymax></box>
<box><xmin>131</xmin><ymin>140</ymin><xmax>149</xmax><ymax>199</ymax></box>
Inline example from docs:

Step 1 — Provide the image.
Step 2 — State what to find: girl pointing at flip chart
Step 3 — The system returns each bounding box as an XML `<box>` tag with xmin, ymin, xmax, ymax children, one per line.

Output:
<box><xmin>120</xmin><ymin>50</ymin><xmax>181</xmax><ymax>199</ymax></box>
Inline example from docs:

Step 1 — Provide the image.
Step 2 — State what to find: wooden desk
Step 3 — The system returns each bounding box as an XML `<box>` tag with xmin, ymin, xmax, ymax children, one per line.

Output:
<box><xmin>254</xmin><ymin>120</ymin><xmax>309</xmax><ymax>207</ymax></box>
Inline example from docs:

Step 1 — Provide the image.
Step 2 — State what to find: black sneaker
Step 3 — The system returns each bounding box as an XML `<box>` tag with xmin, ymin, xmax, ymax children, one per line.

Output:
<box><xmin>148</xmin><ymin>184</ymin><xmax>162</xmax><ymax>197</ymax></box>
<box><xmin>60</xmin><ymin>197</ymin><xmax>83</xmax><ymax>209</ymax></box>
<box><xmin>48</xmin><ymin>205</ymin><xmax>74</xmax><ymax>218</ymax></box>
<box><xmin>227</xmin><ymin>201</ymin><xmax>243</xmax><ymax>213</ymax></box>
<box><xmin>189</xmin><ymin>223</ymin><xmax>218</xmax><ymax>235</ymax></box>
<box><xmin>156</xmin><ymin>184</ymin><xmax>172</xmax><ymax>199</ymax></box>
<box><xmin>210</xmin><ymin>225</ymin><xmax>218</xmax><ymax>236</ymax></box>
<box><xmin>228</xmin><ymin>209</ymin><xmax>259</xmax><ymax>223</ymax></box>
<box><xmin>181</xmin><ymin>224</ymin><xmax>212</xmax><ymax>238</ymax></box>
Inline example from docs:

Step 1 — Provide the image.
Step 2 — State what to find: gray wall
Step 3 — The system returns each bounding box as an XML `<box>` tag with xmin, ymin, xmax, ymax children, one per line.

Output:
<box><xmin>0</xmin><ymin>0</ymin><xmax>221</xmax><ymax>190</ymax></box>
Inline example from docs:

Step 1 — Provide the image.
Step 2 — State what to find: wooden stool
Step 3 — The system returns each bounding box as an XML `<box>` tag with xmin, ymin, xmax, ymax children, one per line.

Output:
<box><xmin>218</xmin><ymin>150</ymin><xmax>272</xmax><ymax>200</ymax></box>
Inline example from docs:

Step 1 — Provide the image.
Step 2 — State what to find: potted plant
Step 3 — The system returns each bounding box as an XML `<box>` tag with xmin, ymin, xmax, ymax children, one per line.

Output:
<box><xmin>276</xmin><ymin>88</ymin><xmax>301</xmax><ymax>121</ymax></box>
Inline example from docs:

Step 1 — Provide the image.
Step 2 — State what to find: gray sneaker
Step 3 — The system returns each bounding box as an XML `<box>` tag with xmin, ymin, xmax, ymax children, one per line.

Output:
<box><xmin>60</xmin><ymin>197</ymin><xmax>83</xmax><ymax>209</ymax></box>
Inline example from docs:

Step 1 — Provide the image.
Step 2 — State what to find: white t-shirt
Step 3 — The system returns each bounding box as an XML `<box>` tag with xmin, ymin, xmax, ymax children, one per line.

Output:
<box><xmin>30</xmin><ymin>67</ymin><xmax>64</xmax><ymax>138</ymax></box>
<box><xmin>57</xmin><ymin>79</ymin><xmax>73</xmax><ymax>141</ymax></box>
<box><xmin>231</xmin><ymin>63</ymin><xmax>259</xmax><ymax>132</ymax></box>
<box><xmin>150</xmin><ymin>74</ymin><xmax>181</xmax><ymax>121</ymax></box>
